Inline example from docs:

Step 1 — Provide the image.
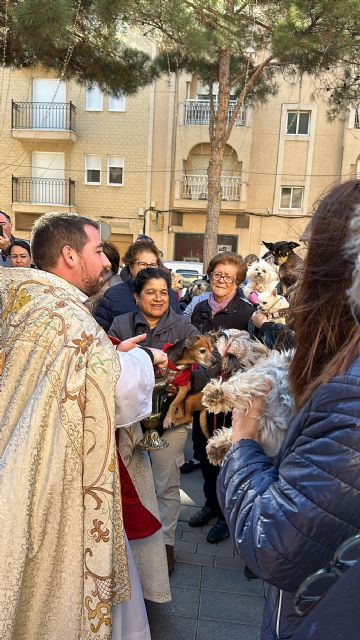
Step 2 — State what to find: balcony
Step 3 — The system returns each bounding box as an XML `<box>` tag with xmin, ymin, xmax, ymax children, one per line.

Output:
<box><xmin>182</xmin><ymin>174</ymin><xmax>242</xmax><ymax>201</ymax></box>
<box><xmin>184</xmin><ymin>100</ymin><xmax>246</xmax><ymax>126</ymax></box>
<box><xmin>12</xmin><ymin>176</ymin><xmax>76</xmax><ymax>207</ymax></box>
<box><xmin>11</xmin><ymin>101</ymin><xmax>78</xmax><ymax>141</ymax></box>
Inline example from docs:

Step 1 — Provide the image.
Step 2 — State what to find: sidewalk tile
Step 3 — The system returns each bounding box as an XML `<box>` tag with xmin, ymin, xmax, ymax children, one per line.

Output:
<box><xmin>214</xmin><ymin>555</ymin><xmax>245</xmax><ymax>569</ymax></box>
<box><xmin>199</xmin><ymin>590</ymin><xmax>264</xmax><ymax>626</ymax></box>
<box><xmin>201</xmin><ymin>566</ymin><xmax>264</xmax><ymax>597</ymax></box>
<box><xmin>196</xmin><ymin>620</ymin><xmax>260</xmax><ymax>640</ymax></box>
<box><xmin>176</xmin><ymin>550</ymin><xmax>214</xmax><ymax>567</ymax></box>
<box><xmin>170</xmin><ymin>563</ymin><xmax>202</xmax><ymax>589</ymax></box>
<box><xmin>148</xmin><ymin>613</ymin><xmax>196</xmax><ymax>640</ymax></box>
<box><xmin>176</xmin><ymin>521</ymin><xmax>193</xmax><ymax>531</ymax></box>
<box><xmin>147</xmin><ymin>586</ymin><xmax>199</xmax><ymax>618</ymax></box>
<box><xmin>175</xmin><ymin>540</ymin><xmax>197</xmax><ymax>554</ymax></box>
<box><xmin>196</xmin><ymin>542</ymin><xmax>233</xmax><ymax>557</ymax></box>
<box><xmin>181</xmin><ymin>530</ymin><xmax>208</xmax><ymax>543</ymax></box>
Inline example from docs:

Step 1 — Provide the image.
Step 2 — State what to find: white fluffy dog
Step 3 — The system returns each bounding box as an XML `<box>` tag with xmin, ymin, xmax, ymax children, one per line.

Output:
<box><xmin>257</xmin><ymin>289</ymin><xmax>290</xmax><ymax>324</ymax></box>
<box><xmin>203</xmin><ymin>349</ymin><xmax>295</xmax><ymax>465</ymax></box>
<box><xmin>243</xmin><ymin>260</ymin><xmax>279</xmax><ymax>302</ymax></box>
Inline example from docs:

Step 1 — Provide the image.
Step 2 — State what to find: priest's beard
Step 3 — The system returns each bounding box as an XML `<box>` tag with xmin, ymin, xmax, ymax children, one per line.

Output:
<box><xmin>79</xmin><ymin>260</ymin><xmax>106</xmax><ymax>296</ymax></box>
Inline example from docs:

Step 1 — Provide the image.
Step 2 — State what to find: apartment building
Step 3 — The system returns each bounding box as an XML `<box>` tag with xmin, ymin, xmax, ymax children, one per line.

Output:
<box><xmin>1</xmin><ymin>54</ymin><xmax>360</xmax><ymax>261</ymax></box>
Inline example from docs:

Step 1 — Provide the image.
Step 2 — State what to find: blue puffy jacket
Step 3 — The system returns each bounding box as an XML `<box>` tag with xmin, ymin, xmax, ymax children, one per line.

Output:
<box><xmin>217</xmin><ymin>356</ymin><xmax>360</xmax><ymax>640</ymax></box>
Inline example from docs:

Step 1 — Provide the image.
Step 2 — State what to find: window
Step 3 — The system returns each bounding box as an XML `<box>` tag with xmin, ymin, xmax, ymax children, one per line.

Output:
<box><xmin>108</xmin><ymin>94</ymin><xmax>126</xmax><ymax>112</ymax></box>
<box><xmin>235</xmin><ymin>214</ymin><xmax>250</xmax><ymax>229</ymax></box>
<box><xmin>107</xmin><ymin>156</ymin><xmax>124</xmax><ymax>186</ymax></box>
<box><xmin>85</xmin><ymin>155</ymin><xmax>101</xmax><ymax>184</ymax></box>
<box><xmin>286</xmin><ymin>111</ymin><xmax>310</xmax><ymax>135</ymax></box>
<box><xmin>280</xmin><ymin>186</ymin><xmax>304</xmax><ymax>209</ymax></box>
<box><xmin>85</xmin><ymin>86</ymin><xmax>103</xmax><ymax>111</ymax></box>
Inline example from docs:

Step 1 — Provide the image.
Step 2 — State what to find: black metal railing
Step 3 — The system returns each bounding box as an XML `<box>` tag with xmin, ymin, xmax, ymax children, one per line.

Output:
<box><xmin>12</xmin><ymin>176</ymin><xmax>76</xmax><ymax>206</ymax></box>
<box><xmin>11</xmin><ymin>101</ymin><xmax>76</xmax><ymax>131</ymax></box>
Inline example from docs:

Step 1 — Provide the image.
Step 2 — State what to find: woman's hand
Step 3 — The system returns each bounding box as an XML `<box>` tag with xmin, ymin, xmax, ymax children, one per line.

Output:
<box><xmin>251</xmin><ymin>309</ymin><xmax>268</xmax><ymax>328</ymax></box>
<box><xmin>231</xmin><ymin>388</ymin><xmax>270</xmax><ymax>445</ymax></box>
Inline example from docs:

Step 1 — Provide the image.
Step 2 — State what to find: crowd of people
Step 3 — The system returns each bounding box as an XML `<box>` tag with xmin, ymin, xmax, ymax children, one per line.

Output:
<box><xmin>0</xmin><ymin>178</ymin><xmax>359</xmax><ymax>640</ymax></box>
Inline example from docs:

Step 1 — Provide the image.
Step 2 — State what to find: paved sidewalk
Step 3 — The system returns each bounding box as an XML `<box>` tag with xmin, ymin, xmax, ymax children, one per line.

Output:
<box><xmin>147</xmin><ymin>435</ymin><xmax>264</xmax><ymax>640</ymax></box>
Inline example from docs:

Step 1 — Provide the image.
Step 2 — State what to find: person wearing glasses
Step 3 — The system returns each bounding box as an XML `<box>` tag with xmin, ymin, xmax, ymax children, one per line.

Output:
<box><xmin>217</xmin><ymin>180</ymin><xmax>360</xmax><ymax>640</ymax></box>
<box><xmin>188</xmin><ymin>252</ymin><xmax>255</xmax><ymax>544</ymax></box>
<box><xmin>95</xmin><ymin>239</ymin><xmax>181</xmax><ymax>331</ymax></box>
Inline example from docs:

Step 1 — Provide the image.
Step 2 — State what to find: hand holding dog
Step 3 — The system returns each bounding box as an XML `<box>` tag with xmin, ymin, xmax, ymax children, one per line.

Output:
<box><xmin>232</xmin><ymin>385</ymin><xmax>270</xmax><ymax>445</ymax></box>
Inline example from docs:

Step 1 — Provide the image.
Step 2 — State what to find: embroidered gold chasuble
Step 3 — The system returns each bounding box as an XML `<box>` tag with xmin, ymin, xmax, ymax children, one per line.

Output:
<box><xmin>0</xmin><ymin>267</ymin><xmax>130</xmax><ymax>640</ymax></box>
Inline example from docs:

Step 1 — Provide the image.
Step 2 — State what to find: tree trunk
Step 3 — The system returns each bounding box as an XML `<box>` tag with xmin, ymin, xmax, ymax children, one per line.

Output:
<box><xmin>203</xmin><ymin>47</ymin><xmax>231</xmax><ymax>269</ymax></box>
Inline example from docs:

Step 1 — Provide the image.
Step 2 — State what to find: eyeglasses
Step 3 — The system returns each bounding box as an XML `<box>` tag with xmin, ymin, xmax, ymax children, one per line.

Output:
<box><xmin>211</xmin><ymin>271</ymin><xmax>236</xmax><ymax>284</ymax></box>
<box><xmin>135</xmin><ymin>261</ymin><xmax>158</xmax><ymax>269</ymax></box>
<box><xmin>294</xmin><ymin>534</ymin><xmax>360</xmax><ymax>617</ymax></box>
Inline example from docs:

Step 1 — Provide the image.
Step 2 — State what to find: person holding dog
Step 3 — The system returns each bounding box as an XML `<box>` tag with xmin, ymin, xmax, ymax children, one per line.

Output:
<box><xmin>109</xmin><ymin>267</ymin><xmax>206</xmax><ymax>575</ymax></box>
<box><xmin>217</xmin><ymin>180</ymin><xmax>360</xmax><ymax>639</ymax></box>
<box><xmin>189</xmin><ymin>252</ymin><xmax>255</xmax><ymax>544</ymax></box>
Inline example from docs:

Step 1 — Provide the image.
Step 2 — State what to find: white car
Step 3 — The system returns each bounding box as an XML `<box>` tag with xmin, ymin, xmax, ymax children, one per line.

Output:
<box><xmin>163</xmin><ymin>261</ymin><xmax>204</xmax><ymax>294</ymax></box>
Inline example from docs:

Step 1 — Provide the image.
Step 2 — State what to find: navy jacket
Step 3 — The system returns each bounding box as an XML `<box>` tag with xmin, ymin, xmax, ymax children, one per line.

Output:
<box><xmin>217</xmin><ymin>356</ymin><xmax>360</xmax><ymax>640</ymax></box>
<box><xmin>94</xmin><ymin>280</ymin><xmax>181</xmax><ymax>332</ymax></box>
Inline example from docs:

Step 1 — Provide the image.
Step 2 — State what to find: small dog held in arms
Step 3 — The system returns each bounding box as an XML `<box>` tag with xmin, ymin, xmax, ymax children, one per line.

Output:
<box><xmin>243</xmin><ymin>259</ymin><xmax>279</xmax><ymax>304</ymax></box>
<box><xmin>203</xmin><ymin>349</ymin><xmax>295</xmax><ymax>465</ymax></box>
<box><xmin>162</xmin><ymin>335</ymin><xmax>214</xmax><ymax>429</ymax></box>
<box><xmin>262</xmin><ymin>241</ymin><xmax>303</xmax><ymax>295</ymax></box>
<box><xmin>257</xmin><ymin>289</ymin><xmax>290</xmax><ymax>325</ymax></box>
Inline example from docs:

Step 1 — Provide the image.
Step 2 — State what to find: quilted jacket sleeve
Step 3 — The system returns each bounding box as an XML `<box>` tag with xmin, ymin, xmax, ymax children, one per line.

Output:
<box><xmin>94</xmin><ymin>290</ymin><xmax>114</xmax><ymax>332</ymax></box>
<box><xmin>217</xmin><ymin>371</ymin><xmax>360</xmax><ymax>594</ymax></box>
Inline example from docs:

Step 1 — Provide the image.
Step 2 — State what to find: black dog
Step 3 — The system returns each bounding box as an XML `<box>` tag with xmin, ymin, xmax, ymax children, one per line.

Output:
<box><xmin>262</xmin><ymin>241</ymin><xmax>303</xmax><ymax>294</ymax></box>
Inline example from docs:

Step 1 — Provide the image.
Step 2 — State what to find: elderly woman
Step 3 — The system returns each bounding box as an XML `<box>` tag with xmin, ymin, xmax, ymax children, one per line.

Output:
<box><xmin>9</xmin><ymin>239</ymin><xmax>32</xmax><ymax>268</ymax></box>
<box><xmin>217</xmin><ymin>180</ymin><xmax>360</xmax><ymax>639</ymax></box>
<box><xmin>188</xmin><ymin>252</ymin><xmax>255</xmax><ymax>544</ymax></box>
<box><xmin>109</xmin><ymin>268</ymin><xmax>201</xmax><ymax>575</ymax></box>
<box><xmin>95</xmin><ymin>239</ymin><xmax>180</xmax><ymax>331</ymax></box>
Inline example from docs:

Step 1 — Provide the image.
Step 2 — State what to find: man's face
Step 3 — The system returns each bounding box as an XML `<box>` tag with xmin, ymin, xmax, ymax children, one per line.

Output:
<box><xmin>0</xmin><ymin>213</ymin><xmax>12</xmax><ymax>239</ymax></box>
<box><xmin>77</xmin><ymin>225</ymin><xmax>110</xmax><ymax>296</ymax></box>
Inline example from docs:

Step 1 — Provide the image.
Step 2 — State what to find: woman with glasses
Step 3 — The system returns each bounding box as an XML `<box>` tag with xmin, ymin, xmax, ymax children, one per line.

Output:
<box><xmin>217</xmin><ymin>181</ymin><xmax>360</xmax><ymax>639</ymax></box>
<box><xmin>95</xmin><ymin>239</ymin><xmax>181</xmax><ymax>331</ymax></box>
<box><xmin>188</xmin><ymin>252</ymin><xmax>255</xmax><ymax>544</ymax></box>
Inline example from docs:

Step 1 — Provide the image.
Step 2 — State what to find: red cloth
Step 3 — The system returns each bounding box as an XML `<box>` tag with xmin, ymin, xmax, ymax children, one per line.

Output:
<box><xmin>115</xmin><ymin>424</ymin><xmax>162</xmax><ymax>541</ymax></box>
<box><xmin>108</xmin><ymin>335</ymin><xmax>121</xmax><ymax>346</ymax></box>
<box><xmin>162</xmin><ymin>342</ymin><xmax>198</xmax><ymax>386</ymax></box>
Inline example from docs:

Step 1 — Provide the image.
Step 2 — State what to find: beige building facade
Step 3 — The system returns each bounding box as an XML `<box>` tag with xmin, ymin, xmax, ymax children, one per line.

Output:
<box><xmin>1</xmin><ymin>55</ymin><xmax>360</xmax><ymax>262</ymax></box>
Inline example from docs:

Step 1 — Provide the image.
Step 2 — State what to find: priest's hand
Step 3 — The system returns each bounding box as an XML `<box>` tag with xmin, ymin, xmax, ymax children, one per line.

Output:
<box><xmin>150</xmin><ymin>349</ymin><xmax>168</xmax><ymax>368</ymax></box>
<box><xmin>116</xmin><ymin>334</ymin><xmax>147</xmax><ymax>352</ymax></box>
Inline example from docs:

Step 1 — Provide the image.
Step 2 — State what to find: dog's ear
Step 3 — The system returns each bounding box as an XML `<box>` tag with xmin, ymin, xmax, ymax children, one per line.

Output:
<box><xmin>184</xmin><ymin>335</ymin><xmax>200</xmax><ymax>350</ymax></box>
<box><xmin>262</xmin><ymin>241</ymin><xmax>274</xmax><ymax>251</ymax></box>
<box><xmin>288</xmin><ymin>242</ymin><xmax>300</xmax><ymax>250</ymax></box>
<box><xmin>166</xmin><ymin>339</ymin><xmax>187</xmax><ymax>364</ymax></box>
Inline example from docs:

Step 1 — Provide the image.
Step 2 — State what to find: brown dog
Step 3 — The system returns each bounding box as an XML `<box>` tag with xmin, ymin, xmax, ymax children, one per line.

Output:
<box><xmin>162</xmin><ymin>335</ymin><xmax>214</xmax><ymax>429</ymax></box>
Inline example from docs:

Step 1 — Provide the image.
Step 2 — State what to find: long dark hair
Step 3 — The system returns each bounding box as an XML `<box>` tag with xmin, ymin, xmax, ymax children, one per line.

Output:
<box><xmin>289</xmin><ymin>180</ymin><xmax>360</xmax><ymax>409</ymax></box>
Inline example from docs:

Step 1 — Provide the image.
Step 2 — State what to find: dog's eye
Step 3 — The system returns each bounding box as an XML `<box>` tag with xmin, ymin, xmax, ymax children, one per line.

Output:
<box><xmin>198</xmin><ymin>348</ymin><xmax>206</xmax><ymax>354</ymax></box>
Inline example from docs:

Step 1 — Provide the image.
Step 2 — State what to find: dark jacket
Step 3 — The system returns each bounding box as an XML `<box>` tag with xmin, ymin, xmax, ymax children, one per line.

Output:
<box><xmin>109</xmin><ymin>306</ymin><xmax>198</xmax><ymax>348</ymax></box>
<box><xmin>94</xmin><ymin>280</ymin><xmax>181</xmax><ymax>332</ymax></box>
<box><xmin>217</xmin><ymin>356</ymin><xmax>360</xmax><ymax>640</ymax></box>
<box><xmin>191</xmin><ymin>290</ymin><xmax>254</xmax><ymax>334</ymax></box>
<box><xmin>292</xmin><ymin>557</ymin><xmax>360</xmax><ymax>640</ymax></box>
